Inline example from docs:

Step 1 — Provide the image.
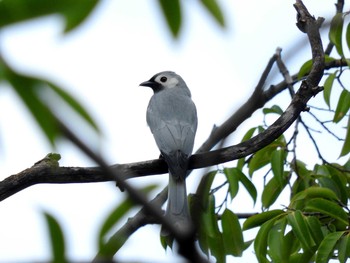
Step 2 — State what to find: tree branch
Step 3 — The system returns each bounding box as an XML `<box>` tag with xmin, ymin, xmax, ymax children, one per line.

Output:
<box><xmin>0</xmin><ymin>1</ymin><xmax>327</xmax><ymax>202</ymax></box>
<box><xmin>0</xmin><ymin>2</ymin><xmax>326</xmax><ymax>260</ymax></box>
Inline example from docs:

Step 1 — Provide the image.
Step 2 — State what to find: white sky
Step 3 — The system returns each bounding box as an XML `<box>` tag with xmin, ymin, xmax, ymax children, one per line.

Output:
<box><xmin>0</xmin><ymin>1</ymin><xmax>348</xmax><ymax>262</ymax></box>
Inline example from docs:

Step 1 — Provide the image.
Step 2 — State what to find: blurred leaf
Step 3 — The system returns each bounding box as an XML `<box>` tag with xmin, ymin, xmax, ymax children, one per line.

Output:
<box><xmin>340</xmin><ymin>116</ymin><xmax>350</xmax><ymax>157</ymax></box>
<box><xmin>221</xmin><ymin>209</ymin><xmax>244</xmax><ymax>256</ymax></box>
<box><xmin>262</xmin><ymin>105</ymin><xmax>283</xmax><ymax>115</ymax></box>
<box><xmin>48</xmin><ymin>83</ymin><xmax>100</xmax><ymax>132</ymax></box>
<box><xmin>262</xmin><ymin>176</ymin><xmax>287</xmax><ymax>209</ymax></box>
<box><xmin>338</xmin><ymin>233</ymin><xmax>350</xmax><ymax>263</ymax></box>
<box><xmin>0</xmin><ymin>0</ymin><xmax>99</xmax><ymax>33</ymax></box>
<box><xmin>287</xmin><ymin>210</ymin><xmax>316</xmax><ymax>252</ymax></box>
<box><xmin>346</xmin><ymin>23</ymin><xmax>350</xmax><ymax>52</ymax></box>
<box><xmin>200</xmin><ymin>0</ymin><xmax>225</xmax><ymax>27</ymax></box>
<box><xmin>323</xmin><ymin>72</ymin><xmax>336</xmax><ymax>108</ymax></box>
<box><xmin>315</xmin><ymin>232</ymin><xmax>344</xmax><ymax>263</ymax></box>
<box><xmin>158</xmin><ymin>0</ymin><xmax>181</xmax><ymax>37</ymax></box>
<box><xmin>97</xmin><ymin>185</ymin><xmax>158</xmax><ymax>258</ymax></box>
<box><xmin>329</xmin><ymin>13</ymin><xmax>344</xmax><ymax>57</ymax></box>
<box><xmin>271</xmin><ymin>149</ymin><xmax>285</xmax><ymax>188</ymax></box>
<box><xmin>1</xmin><ymin>61</ymin><xmax>99</xmax><ymax>146</ymax></box>
<box><xmin>98</xmin><ymin>198</ymin><xmax>134</xmax><ymax>250</ymax></box>
<box><xmin>305</xmin><ymin>198</ymin><xmax>348</xmax><ymax>227</ymax></box>
<box><xmin>243</xmin><ymin>209</ymin><xmax>285</xmax><ymax>230</ymax></box>
<box><xmin>223</xmin><ymin>168</ymin><xmax>239</xmax><ymax>200</ymax></box>
<box><xmin>237</xmin><ymin>169</ymin><xmax>257</xmax><ymax>205</ymax></box>
<box><xmin>6</xmin><ymin>70</ymin><xmax>60</xmax><ymax>145</ymax></box>
<box><xmin>43</xmin><ymin>211</ymin><xmax>67</xmax><ymax>263</ymax></box>
<box><xmin>333</xmin><ymin>89</ymin><xmax>350</xmax><ymax>123</ymax></box>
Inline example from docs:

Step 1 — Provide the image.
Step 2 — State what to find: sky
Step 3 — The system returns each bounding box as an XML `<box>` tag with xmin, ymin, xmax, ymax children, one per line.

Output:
<box><xmin>0</xmin><ymin>1</ymin><xmax>347</xmax><ymax>262</ymax></box>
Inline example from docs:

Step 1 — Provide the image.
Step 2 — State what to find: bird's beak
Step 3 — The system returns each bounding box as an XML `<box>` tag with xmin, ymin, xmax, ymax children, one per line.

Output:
<box><xmin>139</xmin><ymin>80</ymin><xmax>154</xmax><ymax>87</ymax></box>
<box><xmin>140</xmin><ymin>80</ymin><xmax>161</xmax><ymax>91</ymax></box>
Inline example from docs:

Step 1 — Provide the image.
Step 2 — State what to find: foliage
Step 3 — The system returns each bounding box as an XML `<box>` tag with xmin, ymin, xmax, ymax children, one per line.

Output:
<box><xmin>184</xmin><ymin>10</ymin><xmax>350</xmax><ymax>262</ymax></box>
<box><xmin>1</xmin><ymin>1</ymin><xmax>350</xmax><ymax>263</ymax></box>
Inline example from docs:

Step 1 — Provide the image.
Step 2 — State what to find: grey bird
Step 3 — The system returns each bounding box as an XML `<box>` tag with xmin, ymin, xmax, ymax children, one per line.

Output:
<box><xmin>140</xmin><ymin>71</ymin><xmax>197</xmax><ymax>231</ymax></box>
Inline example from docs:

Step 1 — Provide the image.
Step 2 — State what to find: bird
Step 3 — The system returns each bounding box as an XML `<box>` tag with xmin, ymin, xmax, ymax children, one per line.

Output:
<box><xmin>140</xmin><ymin>71</ymin><xmax>197</xmax><ymax>233</ymax></box>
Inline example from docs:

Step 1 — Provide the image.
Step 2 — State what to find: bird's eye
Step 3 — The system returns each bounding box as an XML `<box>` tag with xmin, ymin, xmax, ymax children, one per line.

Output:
<box><xmin>160</xmin><ymin>76</ymin><xmax>167</xmax><ymax>83</ymax></box>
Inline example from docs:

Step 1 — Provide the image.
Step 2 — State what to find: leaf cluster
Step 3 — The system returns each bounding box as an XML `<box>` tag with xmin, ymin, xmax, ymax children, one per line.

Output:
<box><xmin>1</xmin><ymin>1</ymin><xmax>350</xmax><ymax>263</ymax></box>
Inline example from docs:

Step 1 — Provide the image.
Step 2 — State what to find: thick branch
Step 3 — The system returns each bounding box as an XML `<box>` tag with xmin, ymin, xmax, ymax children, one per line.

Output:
<box><xmin>0</xmin><ymin>5</ymin><xmax>327</xmax><ymax>202</ymax></box>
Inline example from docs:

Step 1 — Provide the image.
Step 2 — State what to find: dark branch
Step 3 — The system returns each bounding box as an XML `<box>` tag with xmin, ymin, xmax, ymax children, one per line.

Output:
<box><xmin>0</xmin><ymin>2</ymin><xmax>327</xmax><ymax>203</ymax></box>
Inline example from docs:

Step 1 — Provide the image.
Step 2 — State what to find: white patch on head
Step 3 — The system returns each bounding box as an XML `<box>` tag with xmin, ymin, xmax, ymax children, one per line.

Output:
<box><xmin>156</xmin><ymin>75</ymin><xmax>179</xmax><ymax>89</ymax></box>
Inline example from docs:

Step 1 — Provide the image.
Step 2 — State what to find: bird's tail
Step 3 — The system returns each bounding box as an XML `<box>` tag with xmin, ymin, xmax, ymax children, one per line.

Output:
<box><xmin>166</xmin><ymin>171</ymin><xmax>190</xmax><ymax>228</ymax></box>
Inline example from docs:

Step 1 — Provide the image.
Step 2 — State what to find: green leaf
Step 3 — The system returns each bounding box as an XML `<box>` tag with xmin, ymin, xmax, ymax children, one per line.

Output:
<box><xmin>237</xmin><ymin>127</ymin><xmax>257</xmax><ymax>170</ymax></box>
<box><xmin>248</xmin><ymin>145</ymin><xmax>275</xmax><ymax>176</ymax></box>
<box><xmin>298</xmin><ymin>59</ymin><xmax>313</xmax><ymax>79</ymax></box>
<box><xmin>346</xmin><ymin>23</ymin><xmax>350</xmax><ymax>52</ymax></box>
<box><xmin>254</xmin><ymin>217</ymin><xmax>278</xmax><ymax>263</ymax></box>
<box><xmin>98</xmin><ymin>198</ymin><xmax>134</xmax><ymax>250</ymax></box>
<box><xmin>196</xmin><ymin>170</ymin><xmax>217</xmax><ymax>209</ymax></box>
<box><xmin>97</xmin><ymin>185</ymin><xmax>158</xmax><ymax>258</ymax></box>
<box><xmin>248</xmin><ymin>136</ymin><xmax>286</xmax><ymax>176</ymax></box>
<box><xmin>290</xmin><ymin>186</ymin><xmax>339</xmax><ymax>210</ymax></box>
<box><xmin>323</xmin><ymin>72</ymin><xmax>336</xmax><ymax>108</ymax></box>
<box><xmin>305</xmin><ymin>216</ymin><xmax>324</xmax><ymax>246</ymax></box>
<box><xmin>316</xmin><ymin>232</ymin><xmax>344</xmax><ymax>263</ymax></box>
<box><xmin>338</xmin><ymin>233</ymin><xmax>350</xmax><ymax>263</ymax></box>
<box><xmin>340</xmin><ymin>116</ymin><xmax>350</xmax><ymax>157</ymax></box>
<box><xmin>241</xmin><ymin>127</ymin><xmax>257</xmax><ymax>142</ymax></box>
<box><xmin>237</xmin><ymin>170</ymin><xmax>257</xmax><ymax>205</ymax></box>
<box><xmin>158</xmin><ymin>0</ymin><xmax>181</xmax><ymax>37</ymax></box>
<box><xmin>333</xmin><ymin>89</ymin><xmax>350</xmax><ymax>123</ymax></box>
<box><xmin>48</xmin><ymin>83</ymin><xmax>100</xmax><ymax>132</ymax></box>
<box><xmin>271</xmin><ymin>149</ymin><xmax>285</xmax><ymax>188</ymax></box>
<box><xmin>200</xmin><ymin>0</ymin><xmax>225</xmax><ymax>27</ymax></box>
<box><xmin>221</xmin><ymin>209</ymin><xmax>244</xmax><ymax>256</ymax></box>
<box><xmin>0</xmin><ymin>0</ymin><xmax>99</xmax><ymax>33</ymax></box>
<box><xmin>223</xmin><ymin>168</ymin><xmax>239</xmax><ymax>200</ymax></box>
<box><xmin>305</xmin><ymin>198</ymin><xmax>348</xmax><ymax>227</ymax></box>
<box><xmin>262</xmin><ymin>177</ymin><xmax>286</xmax><ymax>209</ymax></box>
<box><xmin>202</xmin><ymin>194</ymin><xmax>219</xmax><ymax>238</ymax></box>
<box><xmin>268</xmin><ymin>218</ymin><xmax>292</xmax><ymax>262</ymax></box>
<box><xmin>1</xmin><ymin>60</ymin><xmax>100</xmax><ymax>146</ymax></box>
<box><xmin>6</xmin><ymin>70</ymin><xmax>59</xmax><ymax>145</ymax></box>
<box><xmin>329</xmin><ymin>13</ymin><xmax>344</xmax><ymax>57</ymax></box>
<box><xmin>200</xmin><ymin>194</ymin><xmax>225</xmax><ymax>263</ymax></box>
<box><xmin>298</xmin><ymin>56</ymin><xmax>335</xmax><ymax>80</ymax></box>
<box><xmin>243</xmin><ymin>209</ymin><xmax>285</xmax><ymax>230</ymax></box>
<box><xmin>262</xmin><ymin>105</ymin><xmax>283</xmax><ymax>115</ymax></box>
<box><xmin>287</xmin><ymin>210</ymin><xmax>316</xmax><ymax>252</ymax></box>
<box><xmin>325</xmin><ymin>165</ymin><xmax>348</xmax><ymax>203</ymax></box>
<box><xmin>43</xmin><ymin>212</ymin><xmax>67</xmax><ymax>263</ymax></box>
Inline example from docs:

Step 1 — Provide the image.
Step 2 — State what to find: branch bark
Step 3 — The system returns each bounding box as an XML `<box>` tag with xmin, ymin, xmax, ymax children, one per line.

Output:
<box><xmin>0</xmin><ymin>2</ymin><xmax>328</xmax><ymax>202</ymax></box>
<box><xmin>0</xmin><ymin>1</ymin><xmax>327</xmax><ymax>260</ymax></box>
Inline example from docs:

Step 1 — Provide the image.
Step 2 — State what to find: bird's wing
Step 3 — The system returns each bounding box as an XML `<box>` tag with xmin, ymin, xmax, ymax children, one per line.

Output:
<box><xmin>146</xmin><ymin>91</ymin><xmax>197</xmax><ymax>156</ymax></box>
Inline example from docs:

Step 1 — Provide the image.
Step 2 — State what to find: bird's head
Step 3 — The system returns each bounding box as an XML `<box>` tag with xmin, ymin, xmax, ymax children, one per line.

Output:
<box><xmin>140</xmin><ymin>71</ymin><xmax>188</xmax><ymax>93</ymax></box>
